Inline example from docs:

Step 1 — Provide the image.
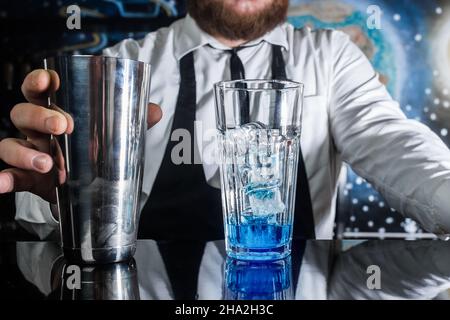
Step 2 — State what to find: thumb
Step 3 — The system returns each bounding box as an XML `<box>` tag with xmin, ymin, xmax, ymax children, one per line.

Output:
<box><xmin>147</xmin><ymin>103</ymin><xmax>162</xmax><ymax>129</ymax></box>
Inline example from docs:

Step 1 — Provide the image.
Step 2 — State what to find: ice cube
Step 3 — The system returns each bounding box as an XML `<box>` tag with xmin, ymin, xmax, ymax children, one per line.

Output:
<box><xmin>231</xmin><ymin>122</ymin><xmax>268</xmax><ymax>184</ymax></box>
<box><xmin>245</xmin><ymin>180</ymin><xmax>285</xmax><ymax>216</ymax></box>
<box><xmin>240</xmin><ymin>121</ymin><xmax>267</xmax><ymax>130</ymax></box>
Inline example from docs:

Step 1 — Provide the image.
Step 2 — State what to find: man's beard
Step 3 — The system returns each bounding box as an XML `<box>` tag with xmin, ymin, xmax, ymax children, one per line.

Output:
<box><xmin>187</xmin><ymin>0</ymin><xmax>289</xmax><ymax>42</ymax></box>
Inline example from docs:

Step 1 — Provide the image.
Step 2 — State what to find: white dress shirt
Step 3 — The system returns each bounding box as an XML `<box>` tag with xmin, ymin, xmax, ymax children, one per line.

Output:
<box><xmin>15</xmin><ymin>15</ymin><xmax>450</xmax><ymax>239</ymax></box>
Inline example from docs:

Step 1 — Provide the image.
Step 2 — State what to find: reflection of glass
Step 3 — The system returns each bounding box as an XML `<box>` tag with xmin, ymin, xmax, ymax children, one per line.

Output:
<box><xmin>52</xmin><ymin>259</ymin><xmax>140</xmax><ymax>300</ymax></box>
<box><xmin>224</xmin><ymin>256</ymin><xmax>293</xmax><ymax>300</ymax></box>
<box><xmin>214</xmin><ymin>80</ymin><xmax>303</xmax><ymax>261</ymax></box>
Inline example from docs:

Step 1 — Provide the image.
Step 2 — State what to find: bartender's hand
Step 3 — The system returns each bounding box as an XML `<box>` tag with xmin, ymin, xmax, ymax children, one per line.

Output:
<box><xmin>0</xmin><ymin>69</ymin><xmax>162</xmax><ymax>203</ymax></box>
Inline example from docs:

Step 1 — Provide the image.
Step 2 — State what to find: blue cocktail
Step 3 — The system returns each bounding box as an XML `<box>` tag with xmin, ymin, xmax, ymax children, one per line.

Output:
<box><xmin>215</xmin><ymin>80</ymin><xmax>303</xmax><ymax>260</ymax></box>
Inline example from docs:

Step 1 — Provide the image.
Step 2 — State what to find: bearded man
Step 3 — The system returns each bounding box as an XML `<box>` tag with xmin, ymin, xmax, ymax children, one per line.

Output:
<box><xmin>2</xmin><ymin>0</ymin><xmax>450</xmax><ymax>240</ymax></box>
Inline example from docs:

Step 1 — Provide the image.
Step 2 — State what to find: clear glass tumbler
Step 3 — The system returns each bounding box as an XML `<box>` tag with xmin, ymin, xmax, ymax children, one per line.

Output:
<box><xmin>214</xmin><ymin>80</ymin><xmax>304</xmax><ymax>260</ymax></box>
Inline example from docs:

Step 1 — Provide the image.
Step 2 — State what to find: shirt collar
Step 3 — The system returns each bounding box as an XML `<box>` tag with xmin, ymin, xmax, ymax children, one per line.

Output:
<box><xmin>174</xmin><ymin>14</ymin><xmax>290</xmax><ymax>60</ymax></box>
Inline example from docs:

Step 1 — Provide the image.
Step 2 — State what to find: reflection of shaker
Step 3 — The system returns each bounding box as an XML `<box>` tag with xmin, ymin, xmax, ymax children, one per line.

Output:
<box><xmin>53</xmin><ymin>259</ymin><xmax>140</xmax><ymax>300</ymax></box>
<box><xmin>224</xmin><ymin>256</ymin><xmax>293</xmax><ymax>300</ymax></box>
<box><xmin>45</xmin><ymin>56</ymin><xmax>151</xmax><ymax>264</ymax></box>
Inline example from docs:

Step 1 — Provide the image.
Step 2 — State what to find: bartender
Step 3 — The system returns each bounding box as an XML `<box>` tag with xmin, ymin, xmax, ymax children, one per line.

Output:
<box><xmin>1</xmin><ymin>0</ymin><xmax>450</xmax><ymax>240</ymax></box>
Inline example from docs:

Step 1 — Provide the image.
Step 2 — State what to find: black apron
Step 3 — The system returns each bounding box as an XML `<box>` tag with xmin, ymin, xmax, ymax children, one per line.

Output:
<box><xmin>138</xmin><ymin>45</ymin><xmax>316</xmax><ymax>240</ymax></box>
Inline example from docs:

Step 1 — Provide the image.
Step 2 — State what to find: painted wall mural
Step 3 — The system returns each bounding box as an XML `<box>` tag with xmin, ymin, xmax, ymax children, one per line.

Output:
<box><xmin>288</xmin><ymin>0</ymin><xmax>450</xmax><ymax>237</ymax></box>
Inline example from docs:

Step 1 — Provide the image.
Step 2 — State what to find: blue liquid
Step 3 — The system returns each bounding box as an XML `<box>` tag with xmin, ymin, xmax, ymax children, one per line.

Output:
<box><xmin>227</xmin><ymin>215</ymin><xmax>292</xmax><ymax>260</ymax></box>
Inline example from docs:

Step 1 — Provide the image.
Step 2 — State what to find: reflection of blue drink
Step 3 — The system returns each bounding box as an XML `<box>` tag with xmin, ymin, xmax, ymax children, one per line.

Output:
<box><xmin>220</xmin><ymin>124</ymin><xmax>300</xmax><ymax>260</ymax></box>
<box><xmin>224</xmin><ymin>256</ymin><xmax>293</xmax><ymax>300</ymax></box>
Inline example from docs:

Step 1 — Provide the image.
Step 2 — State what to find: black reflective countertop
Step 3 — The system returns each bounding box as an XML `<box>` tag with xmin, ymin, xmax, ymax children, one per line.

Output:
<box><xmin>1</xmin><ymin>239</ymin><xmax>450</xmax><ymax>300</ymax></box>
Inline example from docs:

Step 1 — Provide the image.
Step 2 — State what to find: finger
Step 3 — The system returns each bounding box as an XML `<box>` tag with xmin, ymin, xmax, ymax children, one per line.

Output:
<box><xmin>50</xmin><ymin>138</ymin><xmax>67</xmax><ymax>185</ymax></box>
<box><xmin>51</xmin><ymin>104</ymin><xmax>74</xmax><ymax>134</ymax></box>
<box><xmin>11</xmin><ymin>103</ymin><xmax>69</xmax><ymax>136</ymax></box>
<box><xmin>47</xmin><ymin>70</ymin><xmax>60</xmax><ymax>93</ymax></box>
<box><xmin>21</xmin><ymin>69</ymin><xmax>60</xmax><ymax>106</ymax></box>
<box><xmin>0</xmin><ymin>168</ymin><xmax>35</xmax><ymax>193</ymax></box>
<box><xmin>147</xmin><ymin>103</ymin><xmax>162</xmax><ymax>129</ymax></box>
<box><xmin>0</xmin><ymin>138</ymin><xmax>53</xmax><ymax>173</ymax></box>
<box><xmin>24</xmin><ymin>104</ymin><xmax>74</xmax><ymax>153</ymax></box>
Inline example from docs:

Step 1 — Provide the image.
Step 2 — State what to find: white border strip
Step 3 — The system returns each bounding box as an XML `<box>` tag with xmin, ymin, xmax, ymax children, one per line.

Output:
<box><xmin>342</xmin><ymin>232</ymin><xmax>437</xmax><ymax>239</ymax></box>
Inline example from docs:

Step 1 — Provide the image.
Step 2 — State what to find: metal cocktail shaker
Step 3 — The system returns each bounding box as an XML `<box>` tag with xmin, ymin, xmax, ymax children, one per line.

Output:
<box><xmin>45</xmin><ymin>55</ymin><xmax>151</xmax><ymax>264</ymax></box>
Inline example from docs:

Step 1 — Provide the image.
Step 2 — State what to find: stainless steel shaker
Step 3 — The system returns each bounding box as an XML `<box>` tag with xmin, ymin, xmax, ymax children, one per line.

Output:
<box><xmin>45</xmin><ymin>55</ymin><xmax>151</xmax><ymax>264</ymax></box>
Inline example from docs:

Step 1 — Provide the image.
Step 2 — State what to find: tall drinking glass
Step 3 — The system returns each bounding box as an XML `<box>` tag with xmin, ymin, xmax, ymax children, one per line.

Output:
<box><xmin>214</xmin><ymin>80</ymin><xmax>303</xmax><ymax>261</ymax></box>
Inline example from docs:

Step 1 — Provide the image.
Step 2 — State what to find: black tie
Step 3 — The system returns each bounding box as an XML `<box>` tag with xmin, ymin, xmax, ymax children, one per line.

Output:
<box><xmin>229</xmin><ymin>48</ymin><xmax>246</xmax><ymax>80</ymax></box>
<box><xmin>228</xmin><ymin>48</ymin><xmax>249</xmax><ymax>123</ymax></box>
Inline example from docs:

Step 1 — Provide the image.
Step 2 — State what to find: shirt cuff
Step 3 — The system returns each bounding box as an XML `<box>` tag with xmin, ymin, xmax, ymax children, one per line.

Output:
<box><xmin>16</xmin><ymin>242</ymin><xmax>63</xmax><ymax>296</ymax></box>
<box><xmin>431</xmin><ymin>179</ymin><xmax>450</xmax><ymax>239</ymax></box>
<box><xmin>15</xmin><ymin>192</ymin><xmax>59</xmax><ymax>240</ymax></box>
